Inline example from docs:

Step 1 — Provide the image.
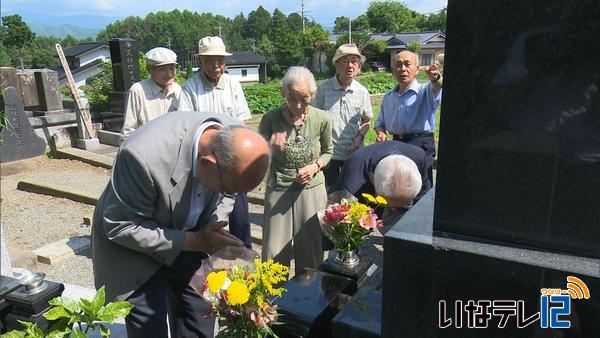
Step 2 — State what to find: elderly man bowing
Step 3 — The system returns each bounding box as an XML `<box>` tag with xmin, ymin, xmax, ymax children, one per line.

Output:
<box><xmin>91</xmin><ymin>111</ymin><xmax>270</xmax><ymax>338</ymax></box>
<box><xmin>179</xmin><ymin>36</ymin><xmax>254</xmax><ymax>249</ymax></box>
<box><xmin>313</xmin><ymin>44</ymin><xmax>373</xmax><ymax>189</ymax></box>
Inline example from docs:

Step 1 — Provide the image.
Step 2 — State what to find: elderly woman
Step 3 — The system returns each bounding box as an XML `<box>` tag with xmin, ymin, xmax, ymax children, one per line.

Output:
<box><xmin>259</xmin><ymin>66</ymin><xmax>333</xmax><ymax>275</ymax></box>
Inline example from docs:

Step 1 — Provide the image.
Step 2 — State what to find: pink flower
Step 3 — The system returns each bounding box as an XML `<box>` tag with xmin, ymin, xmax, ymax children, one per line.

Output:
<box><xmin>246</xmin><ymin>306</ymin><xmax>267</xmax><ymax>327</ymax></box>
<box><xmin>359</xmin><ymin>212</ymin><xmax>379</xmax><ymax>230</ymax></box>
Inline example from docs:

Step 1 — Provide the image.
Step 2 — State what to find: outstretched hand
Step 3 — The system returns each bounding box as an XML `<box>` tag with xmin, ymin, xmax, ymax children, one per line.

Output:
<box><xmin>184</xmin><ymin>221</ymin><xmax>243</xmax><ymax>254</ymax></box>
<box><xmin>270</xmin><ymin>132</ymin><xmax>288</xmax><ymax>152</ymax></box>
<box><xmin>425</xmin><ymin>60</ymin><xmax>441</xmax><ymax>81</ymax></box>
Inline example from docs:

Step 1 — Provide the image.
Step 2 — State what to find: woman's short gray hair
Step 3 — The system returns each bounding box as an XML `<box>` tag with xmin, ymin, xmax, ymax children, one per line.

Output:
<box><xmin>212</xmin><ymin>124</ymin><xmax>247</xmax><ymax>173</ymax></box>
<box><xmin>373</xmin><ymin>155</ymin><xmax>422</xmax><ymax>206</ymax></box>
<box><xmin>281</xmin><ymin>66</ymin><xmax>317</xmax><ymax>97</ymax></box>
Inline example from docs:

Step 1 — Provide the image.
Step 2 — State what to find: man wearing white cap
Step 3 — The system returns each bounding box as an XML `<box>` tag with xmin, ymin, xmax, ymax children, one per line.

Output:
<box><xmin>179</xmin><ymin>36</ymin><xmax>253</xmax><ymax>249</ymax></box>
<box><xmin>312</xmin><ymin>43</ymin><xmax>373</xmax><ymax>189</ymax></box>
<box><xmin>120</xmin><ymin>47</ymin><xmax>181</xmax><ymax>143</ymax></box>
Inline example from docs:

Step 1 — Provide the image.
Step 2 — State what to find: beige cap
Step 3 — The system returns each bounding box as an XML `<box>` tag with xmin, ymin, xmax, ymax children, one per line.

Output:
<box><xmin>145</xmin><ymin>47</ymin><xmax>178</xmax><ymax>66</ymax></box>
<box><xmin>332</xmin><ymin>43</ymin><xmax>366</xmax><ymax>65</ymax></box>
<box><xmin>196</xmin><ymin>36</ymin><xmax>232</xmax><ymax>56</ymax></box>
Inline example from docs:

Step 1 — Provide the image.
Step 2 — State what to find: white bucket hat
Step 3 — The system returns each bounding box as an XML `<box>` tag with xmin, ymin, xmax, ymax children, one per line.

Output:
<box><xmin>196</xmin><ymin>36</ymin><xmax>232</xmax><ymax>56</ymax></box>
<box><xmin>145</xmin><ymin>47</ymin><xmax>178</xmax><ymax>66</ymax></box>
<box><xmin>332</xmin><ymin>43</ymin><xmax>366</xmax><ymax>65</ymax></box>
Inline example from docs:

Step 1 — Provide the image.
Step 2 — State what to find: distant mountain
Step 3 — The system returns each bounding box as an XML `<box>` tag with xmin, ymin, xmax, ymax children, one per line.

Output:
<box><xmin>29</xmin><ymin>22</ymin><xmax>102</xmax><ymax>39</ymax></box>
<box><xmin>3</xmin><ymin>9</ymin><xmax>123</xmax><ymax>31</ymax></box>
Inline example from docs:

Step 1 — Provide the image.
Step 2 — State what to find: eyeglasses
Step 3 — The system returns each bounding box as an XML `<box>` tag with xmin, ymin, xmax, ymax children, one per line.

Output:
<box><xmin>216</xmin><ymin>159</ymin><xmax>238</xmax><ymax>198</ymax></box>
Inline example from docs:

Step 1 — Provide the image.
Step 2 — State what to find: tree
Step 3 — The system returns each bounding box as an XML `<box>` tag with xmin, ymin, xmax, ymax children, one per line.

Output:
<box><xmin>334</xmin><ymin>16</ymin><xmax>350</xmax><ymax>33</ymax></box>
<box><xmin>366</xmin><ymin>1</ymin><xmax>422</xmax><ymax>32</ymax></box>
<box><xmin>407</xmin><ymin>40</ymin><xmax>421</xmax><ymax>53</ymax></box>
<box><xmin>244</xmin><ymin>6</ymin><xmax>271</xmax><ymax>40</ymax></box>
<box><xmin>0</xmin><ymin>15</ymin><xmax>36</xmax><ymax>69</ymax></box>
<box><xmin>353</xmin><ymin>14</ymin><xmax>370</xmax><ymax>32</ymax></box>
<box><xmin>287</xmin><ymin>13</ymin><xmax>303</xmax><ymax>32</ymax></box>
<box><xmin>417</xmin><ymin>8</ymin><xmax>447</xmax><ymax>31</ymax></box>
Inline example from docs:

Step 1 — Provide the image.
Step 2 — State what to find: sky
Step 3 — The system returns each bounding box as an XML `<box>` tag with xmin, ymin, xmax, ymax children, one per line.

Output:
<box><xmin>1</xmin><ymin>0</ymin><xmax>448</xmax><ymax>28</ymax></box>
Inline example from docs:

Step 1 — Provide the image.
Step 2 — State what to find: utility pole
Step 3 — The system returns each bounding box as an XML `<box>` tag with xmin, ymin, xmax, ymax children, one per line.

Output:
<box><xmin>301</xmin><ymin>0</ymin><xmax>305</xmax><ymax>34</ymax></box>
<box><xmin>349</xmin><ymin>19</ymin><xmax>352</xmax><ymax>43</ymax></box>
<box><xmin>167</xmin><ymin>37</ymin><xmax>171</xmax><ymax>49</ymax></box>
<box><xmin>215</xmin><ymin>23</ymin><xmax>222</xmax><ymax>37</ymax></box>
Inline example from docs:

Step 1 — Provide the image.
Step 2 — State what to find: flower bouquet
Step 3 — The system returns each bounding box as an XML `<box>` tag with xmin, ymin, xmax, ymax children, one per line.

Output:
<box><xmin>319</xmin><ymin>193</ymin><xmax>386</xmax><ymax>266</ymax></box>
<box><xmin>200</xmin><ymin>257</ymin><xmax>290</xmax><ymax>338</ymax></box>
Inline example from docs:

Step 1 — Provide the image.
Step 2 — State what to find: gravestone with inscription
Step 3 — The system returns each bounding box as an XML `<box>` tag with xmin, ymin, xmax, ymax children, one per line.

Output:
<box><xmin>0</xmin><ymin>67</ymin><xmax>22</xmax><ymax>103</ymax></box>
<box><xmin>33</xmin><ymin>69</ymin><xmax>64</xmax><ymax>113</ymax></box>
<box><xmin>1</xmin><ymin>87</ymin><xmax>46</xmax><ymax>162</ymax></box>
<box><xmin>382</xmin><ymin>0</ymin><xmax>600</xmax><ymax>337</ymax></box>
<box><xmin>105</xmin><ymin>38</ymin><xmax>140</xmax><ymax>131</ymax></box>
<box><xmin>16</xmin><ymin>70</ymin><xmax>39</xmax><ymax>111</ymax></box>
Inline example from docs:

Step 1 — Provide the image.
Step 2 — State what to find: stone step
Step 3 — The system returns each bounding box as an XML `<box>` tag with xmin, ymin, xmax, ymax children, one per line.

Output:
<box><xmin>55</xmin><ymin>147</ymin><xmax>114</xmax><ymax>169</ymax></box>
<box><xmin>33</xmin><ymin>236</ymin><xmax>90</xmax><ymax>265</ymax></box>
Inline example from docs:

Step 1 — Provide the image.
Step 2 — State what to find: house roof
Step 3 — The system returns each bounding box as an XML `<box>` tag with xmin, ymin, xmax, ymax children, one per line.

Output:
<box><xmin>328</xmin><ymin>30</ymin><xmax>445</xmax><ymax>47</ymax></box>
<box><xmin>226</xmin><ymin>52</ymin><xmax>265</xmax><ymax>65</ymax></box>
<box><xmin>50</xmin><ymin>58</ymin><xmax>105</xmax><ymax>81</ymax></box>
<box><xmin>63</xmin><ymin>42</ymin><xmax>108</xmax><ymax>58</ymax></box>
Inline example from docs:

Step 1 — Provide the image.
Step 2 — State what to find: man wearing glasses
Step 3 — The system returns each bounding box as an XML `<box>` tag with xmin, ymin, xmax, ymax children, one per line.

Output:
<box><xmin>179</xmin><ymin>36</ymin><xmax>254</xmax><ymax>249</ymax></box>
<box><xmin>312</xmin><ymin>43</ymin><xmax>373</xmax><ymax>189</ymax></box>
<box><xmin>91</xmin><ymin>111</ymin><xmax>270</xmax><ymax>338</ymax></box>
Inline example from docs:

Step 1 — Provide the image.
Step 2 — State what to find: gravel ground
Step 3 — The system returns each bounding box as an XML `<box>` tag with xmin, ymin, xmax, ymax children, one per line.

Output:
<box><xmin>1</xmin><ymin>155</ymin><xmax>384</xmax><ymax>290</ymax></box>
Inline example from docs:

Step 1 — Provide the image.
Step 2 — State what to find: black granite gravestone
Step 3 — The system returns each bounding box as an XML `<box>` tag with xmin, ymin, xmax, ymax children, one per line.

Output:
<box><xmin>33</xmin><ymin>69</ymin><xmax>63</xmax><ymax>112</ymax></box>
<box><xmin>382</xmin><ymin>0</ymin><xmax>600</xmax><ymax>337</ymax></box>
<box><xmin>109</xmin><ymin>38</ymin><xmax>140</xmax><ymax>93</ymax></box>
<box><xmin>433</xmin><ymin>0</ymin><xmax>600</xmax><ymax>258</ymax></box>
<box><xmin>1</xmin><ymin>87</ymin><xmax>46</xmax><ymax>162</ymax></box>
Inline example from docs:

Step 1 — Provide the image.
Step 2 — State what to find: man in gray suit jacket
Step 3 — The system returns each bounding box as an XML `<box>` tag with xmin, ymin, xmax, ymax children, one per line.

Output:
<box><xmin>91</xmin><ymin>111</ymin><xmax>270</xmax><ymax>338</ymax></box>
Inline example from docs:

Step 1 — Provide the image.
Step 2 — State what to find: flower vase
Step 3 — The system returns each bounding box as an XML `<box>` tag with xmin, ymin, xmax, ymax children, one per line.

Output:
<box><xmin>335</xmin><ymin>249</ymin><xmax>360</xmax><ymax>267</ymax></box>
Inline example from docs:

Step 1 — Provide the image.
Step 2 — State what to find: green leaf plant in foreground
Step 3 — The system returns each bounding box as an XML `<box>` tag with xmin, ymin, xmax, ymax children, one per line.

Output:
<box><xmin>1</xmin><ymin>286</ymin><xmax>133</xmax><ymax>338</ymax></box>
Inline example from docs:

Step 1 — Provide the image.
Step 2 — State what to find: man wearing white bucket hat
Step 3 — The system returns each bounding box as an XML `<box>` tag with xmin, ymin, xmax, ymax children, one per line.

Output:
<box><xmin>120</xmin><ymin>47</ymin><xmax>181</xmax><ymax>143</ymax></box>
<box><xmin>179</xmin><ymin>36</ymin><xmax>253</xmax><ymax>249</ymax></box>
<box><xmin>312</xmin><ymin>43</ymin><xmax>373</xmax><ymax>190</ymax></box>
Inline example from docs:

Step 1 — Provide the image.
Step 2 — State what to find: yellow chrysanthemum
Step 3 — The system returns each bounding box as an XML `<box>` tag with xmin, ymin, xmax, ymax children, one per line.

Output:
<box><xmin>206</xmin><ymin>270</ymin><xmax>227</xmax><ymax>293</ymax></box>
<box><xmin>375</xmin><ymin>195</ymin><xmax>388</xmax><ymax>205</ymax></box>
<box><xmin>347</xmin><ymin>203</ymin><xmax>370</xmax><ymax>224</ymax></box>
<box><xmin>227</xmin><ymin>280</ymin><xmax>250</xmax><ymax>305</ymax></box>
<box><xmin>361</xmin><ymin>193</ymin><xmax>377</xmax><ymax>204</ymax></box>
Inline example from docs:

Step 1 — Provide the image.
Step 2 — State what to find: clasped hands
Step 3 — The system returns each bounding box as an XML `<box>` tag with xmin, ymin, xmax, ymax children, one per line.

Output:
<box><xmin>184</xmin><ymin>221</ymin><xmax>243</xmax><ymax>253</ymax></box>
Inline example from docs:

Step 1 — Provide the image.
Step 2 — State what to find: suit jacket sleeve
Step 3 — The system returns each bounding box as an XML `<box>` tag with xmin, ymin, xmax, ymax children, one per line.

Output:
<box><xmin>101</xmin><ymin>146</ymin><xmax>185</xmax><ymax>266</ymax></box>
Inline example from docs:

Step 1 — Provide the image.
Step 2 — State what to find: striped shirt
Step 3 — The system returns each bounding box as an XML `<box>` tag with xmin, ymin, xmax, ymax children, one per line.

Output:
<box><xmin>313</xmin><ymin>76</ymin><xmax>373</xmax><ymax>161</ymax></box>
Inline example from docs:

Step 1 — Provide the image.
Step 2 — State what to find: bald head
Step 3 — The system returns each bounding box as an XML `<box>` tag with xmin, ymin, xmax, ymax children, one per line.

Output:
<box><xmin>393</xmin><ymin>51</ymin><xmax>420</xmax><ymax>91</ymax></box>
<box><xmin>229</xmin><ymin>128</ymin><xmax>270</xmax><ymax>192</ymax></box>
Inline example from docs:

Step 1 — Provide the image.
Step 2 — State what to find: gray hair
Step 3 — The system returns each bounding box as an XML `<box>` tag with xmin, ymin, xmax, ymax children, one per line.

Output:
<box><xmin>373</xmin><ymin>155</ymin><xmax>422</xmax><ymax>206</ymax></box>
<box><xmin>281</xmin><ymin>66</ymin><xmax>317</xmax><ymax>97</ymax></box>
<box><xmin>212</xmin><ymin>124</ymin><xmax>249</xmax><ymax>173</ymax></box>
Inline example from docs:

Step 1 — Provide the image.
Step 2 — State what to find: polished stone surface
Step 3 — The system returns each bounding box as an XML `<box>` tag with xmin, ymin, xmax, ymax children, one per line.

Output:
<box><xmin>434</xmin><ymin>0</ymin><xmax>600</xmax><ymax>258</ymax></box>
<box><xmin>332</xmin><ymin>269</ymin><xmax>382</xmax><ymax>338</ymax></box>
<box><xmin>320</xmin><ymin>250</ymin><xmax>377</xmax><ymax>291</ymax></box>
<box><xmin>383</xmin><ymin>190</ymin><xmax>600</xmax><ymax>337</ymax></box>
<box><xmin>0</xmin><ymin>87</ymin><xmax>46</xmax><ymax>162</ymax></box>
<box><xmin>109</xmin><ymin>38</ymin><xmax>140</xmax><ymax>93</ymax></box>
<box><xmin>273</xmin><ymin>268</ymin><xmax>354</xmax><ymax>338</ymax></box>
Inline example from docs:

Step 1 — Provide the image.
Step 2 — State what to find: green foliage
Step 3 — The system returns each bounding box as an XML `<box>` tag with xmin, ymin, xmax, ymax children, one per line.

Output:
<box><xmin>80</xmin><ymin>61</ymin><xmax>113</xmax><ymax>113</ymax></box>
<box><xmin>407</xmin><ymin>40</ymin><xmax>421</xmax><ymax>53</ymax></box>
<box><xmin>357</xmin><ymin>72</ymin><xmax>396</xmax><ymax>94</ymax></box>
<box><xmin>1</xmin><ymin>286</ymin><xmax>133</xmax><ymax>338</ymax></box>
<box><xmin>185</xmin><ymin>61</ymin><xmax>194</xmax><ymax>79</ymax></box>
<box><xmin>0</xmin><ymin>14</ymin><xmax>36</xmax><ymax>69</ymax></box>
<box><xmin>417</xmin><ymin>8</ymin><xmax>447</xmax><ymax>31</ymax></box>
<box><xmin>366</xmin><ymin>1</ymin><xmax>421</xmax><ymax>33</ymax></box>
<box><xmin>243</xmin><ymin>83</ymin><xmax>284</xmax><ymax>114</ymax></box>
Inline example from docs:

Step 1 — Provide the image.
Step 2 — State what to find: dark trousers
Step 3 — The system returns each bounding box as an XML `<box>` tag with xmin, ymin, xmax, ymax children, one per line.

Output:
<box><xmin>394</xmin><ymin>134</ymin><xmax>436</xmax><ymax>187</ymax></box>
<box><xmin>324</xmin><ymin>159</ymin><xmax>345</xmax><ymax>193</ymax></box>
<box><xmin>125</xmin><ymin>252</ymin><xmax>214</xmax><ymax>338</ymax></box>
<box><xmin>229</xmin><ymin>192</ymin><xmax>252</xmax><ymax>248</ymax></box>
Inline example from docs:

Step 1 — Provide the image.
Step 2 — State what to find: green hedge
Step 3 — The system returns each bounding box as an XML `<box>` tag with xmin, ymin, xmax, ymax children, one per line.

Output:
<box><xmin>243</xmin><ymin>83</ymin><xmax>284</xmax><ymax>114</ymax></box>
<box><xmin>357</xmin><ymin>72</ymin><xmax>397</xmax><ymax>94</ymax></box>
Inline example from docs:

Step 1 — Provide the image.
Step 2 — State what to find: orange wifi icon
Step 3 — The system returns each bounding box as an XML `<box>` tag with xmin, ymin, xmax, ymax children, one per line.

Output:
<box><xmin>566</xmin><ymin>276</ymin><xmax>590</xmax><ymax>300</ymax></box>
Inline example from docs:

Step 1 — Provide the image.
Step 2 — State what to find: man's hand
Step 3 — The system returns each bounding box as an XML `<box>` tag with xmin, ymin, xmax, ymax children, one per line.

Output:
<box><xmin>425</xmin><ymin>60</ymin><xmax>441</xmax><ymax>81</ymax></box>
<box><xmin>375</xmin><ymin>130</ymin><xmax>387</xmax><ymax>142</ymax></box>
<box><xmin>270</xmin><ymin>132</ymin><xmax>287</xmax><ymax>152</ymax></box>
<box><xmin>183</xmin><ymin>221</ymin><xmax>243</xmax><ymax>253</ymax></box>
<box><xmin>346</xmin><ymin>135</ymin><xmax>363</xmax><ymax>155</ymax></box>
<box><xmin>296</xmin><ymin>163</ymin><xmax>319</xmax><ymax>185</ymax></box>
